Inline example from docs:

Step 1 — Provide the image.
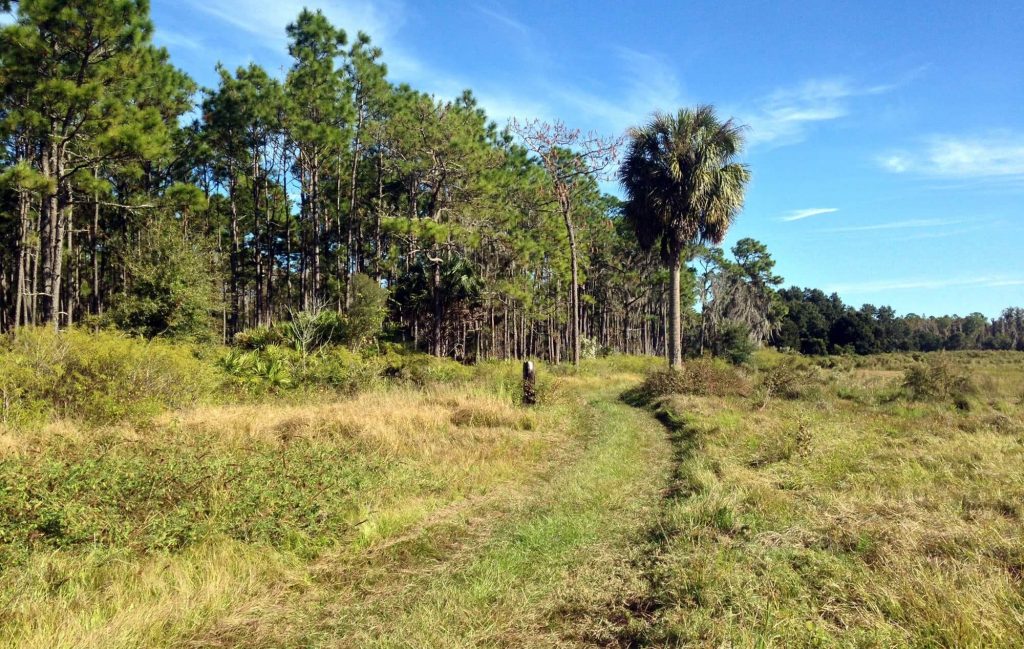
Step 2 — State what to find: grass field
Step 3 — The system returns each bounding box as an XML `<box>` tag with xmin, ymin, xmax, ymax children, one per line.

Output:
<box><xmin>619</xmin><ymin>351</ymin><xmax>1024</xmax><ymax>647</ymax></box>
<box><xmin>1</xmin><ymin>347</ymin><xmax>1022</xmax><ymax>647</ymax></box>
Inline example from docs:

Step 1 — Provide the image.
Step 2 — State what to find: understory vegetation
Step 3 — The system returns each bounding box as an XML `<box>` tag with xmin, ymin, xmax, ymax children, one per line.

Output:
<box><xmin>0</xmin><ymin>328</ymin><xmax>1020</xmax><ymax>647</ymax></box>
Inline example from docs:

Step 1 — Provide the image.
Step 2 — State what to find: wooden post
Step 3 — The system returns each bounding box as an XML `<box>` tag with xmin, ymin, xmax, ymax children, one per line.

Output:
<box><xmin>522</xmin><ymin>361</ymin><xmax>537</xmax><ymax>405</ymax></box>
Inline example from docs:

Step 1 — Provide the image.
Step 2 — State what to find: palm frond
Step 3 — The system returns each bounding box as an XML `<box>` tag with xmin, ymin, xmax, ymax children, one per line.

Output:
<box><xmin>618</xmin><ymin>105</ymin><xmax>750</xmax><ymax>262</ymax></box>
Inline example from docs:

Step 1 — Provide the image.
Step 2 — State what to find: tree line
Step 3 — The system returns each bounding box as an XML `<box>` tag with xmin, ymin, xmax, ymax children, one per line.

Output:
<box><xmin>773</xmin><ymin>292</ymin><xmax>1024</xmax><ymax>354</ymax></box>
<box><xmin>1</xmin><ymin>1</ymin><xmax>1018</xmax><ymax>365</ymax></box>
<box><xmin>687</xmin><ymin>240</ymin><xmax>1024</xmax><ymax>357</ymax></box>
<box><xmin>0</xmin><ymin>0</ymin><xmax>680</xmax><ymax>364</ymax></box>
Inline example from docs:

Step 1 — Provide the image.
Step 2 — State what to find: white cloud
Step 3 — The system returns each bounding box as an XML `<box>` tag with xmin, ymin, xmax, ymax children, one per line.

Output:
<box><xmin>739</xmin><ymin>78</ymin><xmax>891</xmax><ymax>147</ymax></box>
<box><xmin>181</xmin><ymin>0</ymin><xmax>422</xmax><ymax>78</ymax></box>
<box><xmin>179</xmin><ymin>0</ymin><xmax>556</xmax><ymax>125</ymax></box>
<box><xmin>879</xmin><ymin>133</ymin><xmax>1024</xmax><ymax>179</ymax></box>
<box><xmin>879</xmin><ymin>155</ymin><xmax>909</xmax><ymax>173</ymax></box>
<box><xmin>183</xmin><ymin>0</ymin><xmax>403</xmax><ymax>47</ymax></box>
<box><xmin>823</xmin><ymin>217</ymin><xmax>966</xmax><ymax>233</ymax></box>
<box><xmin>780</xmin><ymin>207</ymin><xmax>838</xmax><ymax>222</ymax></box>
<box><xmin>827</xmin><ymin>275</ymin><xmax>1024</xmax><ymax>294</ymax></box>
<box><xmin>552</xmin><ymin>47</ymin><xmax>685</xmax><ymax>135</ymax></box>
<box><xmin>473</xmin><ymin>90</ymin><xmax>553</xmax><ymax>125</ymax></box>
<box><xmin>475</xmin><ymin>5</ymin><xmax>531</xmax><ymax>39</ymax></box>
<box><xmin>154</xmin><ymin>28</ymin><xmax>204</xmax><ymax>51</ymax></box>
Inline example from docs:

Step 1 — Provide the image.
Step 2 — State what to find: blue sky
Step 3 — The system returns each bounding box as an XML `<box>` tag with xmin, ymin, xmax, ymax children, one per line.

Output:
<box><xmin>147</xmin><ymin>0</ymin><xmax>1024</xmax><ymax>317</ymax></box>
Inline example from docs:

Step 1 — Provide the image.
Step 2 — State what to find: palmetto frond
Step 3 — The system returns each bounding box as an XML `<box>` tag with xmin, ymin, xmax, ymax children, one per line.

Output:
<box><xmin>618</xmin><ymin>105</ymin><xmax>749</xmax><ymax>263</ymax></box>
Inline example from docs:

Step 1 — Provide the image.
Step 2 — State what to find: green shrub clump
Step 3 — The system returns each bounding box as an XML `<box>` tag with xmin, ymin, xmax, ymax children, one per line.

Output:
<box><xmin>902</xmin><ymin>355</ymin><xmax>978</xmax><ymax>405</ymax></box>
<box><xmin>0</xmin><ymin>327</ymin><xmax>217</xmax><ymax>426</ymax></box>
<box><xmin>633</xmin><ymin>358</ymin><xmax>750</xmax><ymax>404</ymax></box>
<box><xmin>220</xmin><ymin>345</ymin><xmax>381</xmax><ymax>395</ymax></box>
<box><xmin>379</xmin><ymin>347</ymin><xmax>473</xmax><ymax>385</ymax></box>
<box><xmin>755</xmin><ymin>356</ymin><xmax>818</xmax><ymax>406</ymax></box>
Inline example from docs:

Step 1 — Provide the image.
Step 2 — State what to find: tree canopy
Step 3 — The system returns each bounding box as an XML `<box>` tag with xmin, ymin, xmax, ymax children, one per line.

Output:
<box><xmin>0</xmin><ymin>3</ymin><xmax>1018</xmax><ymax>363</ymax></box>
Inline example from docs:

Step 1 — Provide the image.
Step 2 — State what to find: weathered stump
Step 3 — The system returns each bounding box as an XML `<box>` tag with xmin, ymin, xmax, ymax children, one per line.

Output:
<box><xmin>523</xmin><ymin>361</ymin><xmax>537</xmax><ymax>405</ymax></box>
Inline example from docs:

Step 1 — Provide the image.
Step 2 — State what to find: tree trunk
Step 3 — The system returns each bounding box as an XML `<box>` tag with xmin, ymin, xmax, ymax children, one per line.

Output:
<box><xmin>253</xmin><ymin>152</ymin><xmax>265</xmax><ymax>327</ymax></box>
<box><xmin>92</xmin><ymin>180</ymin><xmax>101</xmax><ymax>317</ymax></box>
<box><xmin>345</xmin><ymin>109</ymin><xmax>365</xmax><ymax>309</ymax></box>
<box><xmin>432</xmin><ymin>259</ymin><xmax>442</xmax><ymax>356</ymax></box>
<box><xmin>15</xmin><ymin>189</ymin><xmax>30</xmax><ymax>327</ymax></box>
<box><xmin>229</xmin><ymin>175</ymin><xmax>241</xmax><ymax>335</ymax></box>
<box><xmin>563</xmin><ymin>207</ymin><xmax>580</xmax><ymax>366</ymax></box>
<box><xmin>669</xmin><ymin>254</ymin><xmax>683</xmax><ymax>369</ymax></box>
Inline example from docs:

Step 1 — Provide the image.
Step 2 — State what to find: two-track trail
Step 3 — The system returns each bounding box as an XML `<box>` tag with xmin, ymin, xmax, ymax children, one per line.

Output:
<box><xmin>186</xmin><ymin>369</ymin><xmax>673</xmax><ymax>648</ymax></box>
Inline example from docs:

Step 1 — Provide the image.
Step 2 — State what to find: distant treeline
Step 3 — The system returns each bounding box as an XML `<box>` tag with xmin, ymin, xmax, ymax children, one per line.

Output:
<box><xmin>772</xmin><ymin>289</ymin><xmax>1024</xmax><ymax>354</ymax></box>
<box><xmin>685</xmin><ymin>241</ymin><xmax>1023</xmax><ymax>359</ymax></box>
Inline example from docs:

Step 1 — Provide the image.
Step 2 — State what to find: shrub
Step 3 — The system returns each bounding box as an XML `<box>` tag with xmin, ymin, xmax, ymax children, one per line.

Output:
<box><xmin>221</xmin><ymin>345</ymin><xmax>381</xmax><ymax>396</ymax></box>
<box><xmin>1</xmin><ymin>327</ymin><xmax>217</xmax><ymax>425</ymax></box>
<box><xmin>233</xmin><ymin>326</ymin><xmax>285</xmax><ymax>350</ymax></box>
<box><xmin>282</xmin><ymin>306</ymin><xmax>344</xmax><ymax>356</ymax></box>
<box><xmin>711</xmin><ymin>321</ymin><xmax>756</xmax><ymax>365</ymax></box>
<box><xmin>107</xmin><ymin>218</ymin><xmax>219</xmax><ymax>340</ymax></box>
<box><xmin>580</xmin><ymin>336</ymin><xmax>599</xmax><ymax>360</ymax></box>
<box><xmin>344</xmin><ymin>273</ymin><xmax>388</xmax><ymax>351</ymax></box>
<box><xmin>388</xmin><ymin>354</ymin><xmax>474</xmax><ymax>385</ymax></box>
<box><xmin>632</xmin><ymin>359</ymin><xmax>750</xmax><ymax>404</ymax></box>
<box><xmin>902</xmin><ymin>355</ymin><xmax>978</xmax><ymax>404</ymax></box>
<box><xmin>755</xmin><ymin>357</ymin><xmax>817</xmax><ymax>407</ymax></box>
<box><xmin>298</xmin><ymin>347</ymin><xmax>380</xmax><ymax>394</ymax></box>
<box><xmin>219</xmin><ymin>346</ymin><xmax>294</xmax><ymax>392</ymax></box>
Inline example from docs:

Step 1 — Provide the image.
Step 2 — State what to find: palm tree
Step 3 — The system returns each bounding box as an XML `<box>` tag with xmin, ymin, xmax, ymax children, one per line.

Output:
<box><xmin>619</xmin><ymin>106</ymin><xmax>750</xmax><ymax>368</ymax></box>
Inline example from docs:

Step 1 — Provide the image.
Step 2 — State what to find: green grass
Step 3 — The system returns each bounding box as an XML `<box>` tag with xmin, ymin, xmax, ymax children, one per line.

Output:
<box><xmin>1</xmin><ymin>346</ymin><xmax>1022</xmax><ymax>647</ymax></box>
<box><xmin>621</xmin><ymin>351</ymin><xmax>1024</xmax><ymax>647</ymax></box>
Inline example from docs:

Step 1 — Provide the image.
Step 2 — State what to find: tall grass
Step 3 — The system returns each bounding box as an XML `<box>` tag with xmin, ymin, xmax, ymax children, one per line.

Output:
<box><xmin>622</xmin><ymin>350</ymin><xmax>1024</xmax><ymax>646</ymax></box>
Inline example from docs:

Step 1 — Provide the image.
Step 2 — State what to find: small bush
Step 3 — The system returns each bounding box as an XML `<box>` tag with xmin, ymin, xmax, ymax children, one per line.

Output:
<box><xmin>344</xmin><ymin>273</ymin><xmax>388</xmax><ymax>351</ymax></box>
<box><xmin>632</xmin><ymin>359</ymin><xmax>750</xmax><ymax>404</ymax></box>
<box><xmin>220</xmin><ymin>345</ymin><xmax>379</xmax><ymax>395</ymax></box>
<box><xmin>580</xmin><ymin>336</ymin><xmax>599</xmax><ymax>360</ymax></box>
<box><xmin>1</xmin><ymin>327</ymin><xmax>217</xmax><ymax>425</ymax></box>
<box><xmin>298</xmin><ymin>348</ymin><xmax>380</xmax><ymax>394</ymax></box>
<box><xmin>106</xmin><ymin>218</ymin><xmax>219</xmax><ymax>341</ymax></box>
<box><xmin>233</xmin><ymin>326</ymin><xmax>285</xmax><ymax>350</ymax></box>
<box><xmin>379</xmin><ymin>348</ymin><xmax>473</xmax><ymax>385</ymax></box>
<box><xmin>711</xmin><ymin>321</ymin><xmax>756</xmax><ymax>366</ymax></box>
<box><xmin>902</xmin><ymin>356</ymin><xmax>977</xmax><ymax>404</ymax></box>
<box><xmin>219</xmin><ymin>346</ymin><xmax>295</xmax><ymax>392</ymax></box>
<box><xmin>282</xmin><ymin>307</ymin><xmax>345</xmax><ymax>356</ymax></box>
<box><xmin>755</xmin><ymin>357</ymin><xmax>817</xmax><ymax>407</ymax></box>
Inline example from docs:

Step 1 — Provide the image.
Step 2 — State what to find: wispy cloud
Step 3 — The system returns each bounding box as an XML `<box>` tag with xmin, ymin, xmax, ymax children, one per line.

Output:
<box><xmin>822</xmin><ymin>217</ymin><xmax>966</xmax><ymax>233</ymax></box>
<box><xmin>781</xmin><ymin>207</ymin><xmax>838</xmax><ymax>222</ymax></box>
<box><xmin>183</xmin><ymin>0</ymin><xmax>404</xmax><ymax>46</ymax></box>
<box><xmin>891</xmin><ymin>224</ymin><xmax>989</xmax><ymax>242</ymax></box>
<box><xmin>475</xmin><ymin>5</ymin><xmax>530</xmax><ymax>38</ymax></box>
<box><xmin>154</xmin><ymin>28</ymin><xmax>204</xmax><ymax>51</ymax></box>
<box><xmin>740</xmin><ymin>78</ymin><xmax>892</xmax><ymax>147</ymax></box>
<box><xmin>827</xmin><ymin>275</ymin><xmax>1024</xmax><ymax>295</ymax></box>
<box><xmin>879</xmin><ymin>133</ymin><xmax>1024</xmax><ymax>180</ymax></box>
<box><xmin>552</xmin><ymin>47</ymin><xmax>684</xmax><ymax>134</ymax></box>
<box><xmin>181</xmin><ymin>0</ymin><xmax>554</xmax><ymax>125</ymax></box>
<box><xmin>182</xmin><ymin>0</ymin><xmax>420</xmax><ymax>78</ymax></box>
